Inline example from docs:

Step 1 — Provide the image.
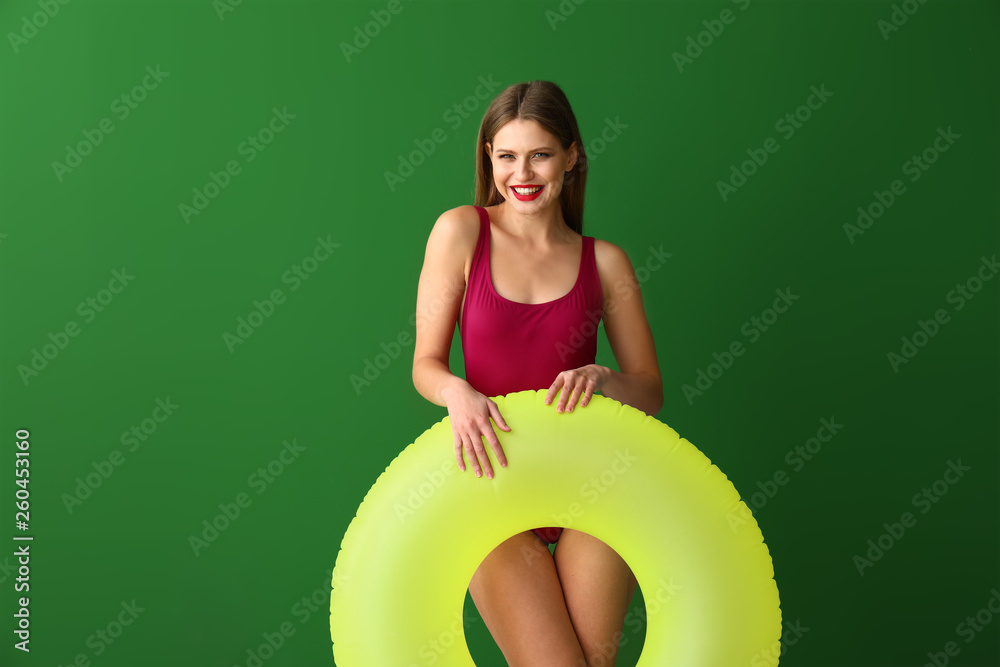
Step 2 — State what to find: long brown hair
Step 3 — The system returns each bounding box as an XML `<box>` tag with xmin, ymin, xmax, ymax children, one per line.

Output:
<box><xmin>474</xmin><ymin>81</ymin><xmax>588</xmax><ymax>234</ymax></box>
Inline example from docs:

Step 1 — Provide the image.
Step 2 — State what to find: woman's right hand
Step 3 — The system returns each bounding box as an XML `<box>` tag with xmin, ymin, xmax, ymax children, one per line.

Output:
<box><xmin>442</xmin><ymin>380</ymin><xmax>510</xmax><ymax>479</ymax></box>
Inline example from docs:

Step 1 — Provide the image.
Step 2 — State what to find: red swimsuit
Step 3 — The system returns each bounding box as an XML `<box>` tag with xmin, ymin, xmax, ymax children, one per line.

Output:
<box><xmin>459</xmin><ymin>205</ymin><xmax>605</xmax><ymax>544</ymax></box>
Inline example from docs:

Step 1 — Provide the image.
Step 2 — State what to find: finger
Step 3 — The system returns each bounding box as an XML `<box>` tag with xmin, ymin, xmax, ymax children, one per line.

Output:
<box><xmin>545</xmin><ymin>376</ymin><xmax>564</xmax><ymax>405</ymax></box>
<box><xmin>455</xmin><ymin>428</ymin><xmax>469</xmax><ymax>471</ymax></box>
<box><xmin>556</xmin><ymin>380</ymin><xmax>574</xmax><ymax>412</ymax></box>
<box><xmin>454</xmin><ymin>432</ymin><xmax>466</xmax><ymax>472</ymax></box>
<box><xmin>581</xmin><ymin>384</ymin><xmax>595</xmax><ymax>407</ymax></box>
<box><xmin>488</xmin><ymin>400</ymin><xmax>512</xmax><ymax>432</ymax></box>
<box><xmin>472</xmin><ymin>429</ymin><xmax>495</xmax><ymax>479</ymax></box>
<box><xmin>565</xmin><ymin>383</ymin><xmax>586</xmax><ymax>412</ymax></box>
<box><xmin>462</xmin><ymin>435</ymin><xmax>482</xmax><ymax>477</ymax></box>
<box><xmin>483</xmin><ymin>421</ymin><xmax>508</xmax><ymax>469</ymax></box>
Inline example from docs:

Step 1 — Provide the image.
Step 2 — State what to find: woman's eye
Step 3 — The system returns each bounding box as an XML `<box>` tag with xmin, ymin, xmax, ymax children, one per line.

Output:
<box><xmin>500</xmin><ymin>153</ymin><xmax>550</xmax><ymax>159</ymax></box>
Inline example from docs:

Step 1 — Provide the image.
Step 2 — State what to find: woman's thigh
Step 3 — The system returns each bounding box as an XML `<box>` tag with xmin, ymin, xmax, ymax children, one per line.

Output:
<box><xmin>553</xmin><ymin>528</ymin><xmax>638</xmax><ymax>667</ymax></box>
<box><xmin>468</xmin><ymin>530</ymin><xmax>587</xmax><ymax>667</ymax></box>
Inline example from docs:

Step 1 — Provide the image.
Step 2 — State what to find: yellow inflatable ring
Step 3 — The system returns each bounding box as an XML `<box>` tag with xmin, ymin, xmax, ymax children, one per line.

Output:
<box><xmin>330</xmin><ymin>390</ymin><xmax>781</xmax><ymax>665</ymax></box>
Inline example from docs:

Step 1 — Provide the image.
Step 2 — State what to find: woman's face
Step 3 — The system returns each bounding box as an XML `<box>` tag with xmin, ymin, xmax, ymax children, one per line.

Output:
<box><xmin>486</xmin><ymin>119</ymin><xmax>577</xmax><ymax>214</ymax></box>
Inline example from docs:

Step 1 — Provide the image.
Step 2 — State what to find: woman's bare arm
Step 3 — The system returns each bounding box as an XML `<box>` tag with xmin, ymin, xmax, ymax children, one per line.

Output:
<box><xmin>411</xmin><ymin>206</ymin><xmax>477</xmax><ymax>406</ymax></box>
<box><xmin>594</xmin><ymin>239</ymin><xmax>664</xmax><ymax>417</ymax></box>
<box><xmin>412</xmin><ymin>205</ymin><xmax>510</xmax><ymax>478</ymax></box>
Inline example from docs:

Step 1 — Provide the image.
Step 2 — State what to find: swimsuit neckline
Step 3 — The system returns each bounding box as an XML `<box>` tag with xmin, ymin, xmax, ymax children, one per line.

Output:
<box><xmin>482</xmin><ymin>206</ymin><xmax>586</xmax><ymax>307</ymax></box>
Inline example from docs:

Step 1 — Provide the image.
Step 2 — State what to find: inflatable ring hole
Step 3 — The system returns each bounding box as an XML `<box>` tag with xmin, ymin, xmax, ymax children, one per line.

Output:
<box><xmin>462</xmin><ymin>527</ymin><xmax>646</xmax><ymax>667</ymax></box>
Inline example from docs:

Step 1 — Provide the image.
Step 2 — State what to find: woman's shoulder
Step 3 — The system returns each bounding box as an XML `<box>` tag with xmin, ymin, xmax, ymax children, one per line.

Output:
<box><xmin>591</xmin><ymin>237</ymin><xmax>647</xmax><ymax>301</ymax></box>
<box><xmin>434</xmin><ymin>204</ymin><xmax>484</xmax><ymax>229</ymax></box>
<box><xmin>425</xmin><ymin>204</ymin><xmax>483</xmax><ymax>258</ymax></box>
<box><xmin>591</xmin><ymin>237</ymin><xmax>632</xmax><ymax>273</ymax></box>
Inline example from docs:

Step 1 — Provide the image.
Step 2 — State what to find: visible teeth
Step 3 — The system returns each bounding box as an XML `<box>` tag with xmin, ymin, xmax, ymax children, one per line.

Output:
<box><xmin>513</xmin><ymin>186</ymin><xmax>541</xmax><ymax>194</ymax></box>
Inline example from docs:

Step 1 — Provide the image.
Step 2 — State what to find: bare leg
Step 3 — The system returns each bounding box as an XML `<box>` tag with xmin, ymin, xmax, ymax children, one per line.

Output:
<box><xmin>553</xmin><ymin>529</ymin><xmax>639</xmax><ymax>667</ymax></box>
<box><xmin>468</xmin><ymin>531</ymin><xmax>589</xmax><ymax>667</ymax></box>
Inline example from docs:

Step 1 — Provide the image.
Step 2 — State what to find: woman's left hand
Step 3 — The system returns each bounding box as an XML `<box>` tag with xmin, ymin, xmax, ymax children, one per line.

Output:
<box><xmin>544</xmin><ymin>364</ymin><xmax>611</xmax><ymax>413</ymax></box>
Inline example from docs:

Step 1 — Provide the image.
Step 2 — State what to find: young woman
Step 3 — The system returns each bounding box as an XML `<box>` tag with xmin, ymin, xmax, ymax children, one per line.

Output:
<box><xmin>412</xmin><ymin>80</ymin><xmax>663</xmax><ymax>667</ymax></box>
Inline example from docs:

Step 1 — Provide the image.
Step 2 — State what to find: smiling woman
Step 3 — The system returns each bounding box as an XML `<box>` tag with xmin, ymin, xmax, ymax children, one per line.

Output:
<box><xmin>405</xmin><ymin>80</ymin><xmax>669</xmax><ymax>666</ymax></box>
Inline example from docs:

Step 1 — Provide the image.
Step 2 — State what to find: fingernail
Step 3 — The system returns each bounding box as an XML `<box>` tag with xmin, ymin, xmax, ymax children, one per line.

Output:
<box><xmin>475</xmin><ymin>470</ymin><xmax>481</xmax><ymax>477</ymax></box>
<box><xmin>487</xmin><ymin>472</ymin><xmax>493</xmax><ymax>479</ymax></box>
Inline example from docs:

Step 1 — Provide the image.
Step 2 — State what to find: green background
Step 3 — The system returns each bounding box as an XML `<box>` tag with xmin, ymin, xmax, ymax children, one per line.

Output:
<box><xmin>2</xmin><ymin>0</ymin><xmax>998</xmax><ymax>665</ymax></box>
